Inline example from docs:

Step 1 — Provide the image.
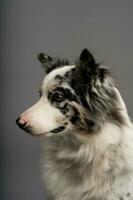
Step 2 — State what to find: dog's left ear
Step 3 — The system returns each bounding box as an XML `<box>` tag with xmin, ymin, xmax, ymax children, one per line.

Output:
<box><xmin>73</xmin><ymin>49</ymin><xmax>99</xmax><ymax>84</ymax></box>
<box><xmin>79</xmin><ymin>48</ymin><xmax>98</xmax><ymax>72</ymax></box>
<box><xmin>38</xmin><ymin>53</ymin><xmax>69</xmax><ymax>74</ymax></box>
<box><xmin>80</xmin><ymin>49</ymin><xmax>96</xmax><ymax>66</ymax></box>
<box><xmin>76</xmin><ymin>49</ymin><xmax>98</xmax><ymax>77</ymax></box>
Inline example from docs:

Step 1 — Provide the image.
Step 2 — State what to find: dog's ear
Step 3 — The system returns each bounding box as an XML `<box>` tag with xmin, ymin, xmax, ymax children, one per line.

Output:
<box><xmin>73</xmin><ymin>49</ymin><xmax>99</xmax><ymax>84</ymax></box>
<box><xmin>37</xmin><ymin>53</ymin><xmax>69</xmax><ymax>74</ymax></box>
<box><xmin>37</xmin><ymin>53</ymin><xmax>54</xmax><ymax>73</ymax></box>
<box><xmin>38</xmin><ymin>53</ymin><xmax>52</xmax><ymax>63</ymax></box>
<box><xmin>79</xmin><ymin>48</ymin><xmax>98</xmax><ymax>73</ymax></box>
<box><xmin>79</xmin><ymin>48</ymin><xmax>96</xmax><ymax>67</ymax></box>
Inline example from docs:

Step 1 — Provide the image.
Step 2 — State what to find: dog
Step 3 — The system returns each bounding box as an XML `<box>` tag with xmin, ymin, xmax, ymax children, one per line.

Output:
<box><xmin>16</xmin><ymin>49</ymin><xmax>133</xmax><ymax>200</ymax></box>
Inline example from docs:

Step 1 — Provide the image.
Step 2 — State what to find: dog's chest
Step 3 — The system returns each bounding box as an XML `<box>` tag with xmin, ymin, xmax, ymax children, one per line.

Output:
<box><xmin>42</xmin><ymin>151</ymin><xmax>133</xmax><ymax>200</ymax></box>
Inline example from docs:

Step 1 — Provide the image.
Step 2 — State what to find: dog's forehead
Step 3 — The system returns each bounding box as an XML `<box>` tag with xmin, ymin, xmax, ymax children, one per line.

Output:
<box><xmin>42</xmin><ymin>65</ymin><xmax>75</xmax><ymax>91</ymax></box>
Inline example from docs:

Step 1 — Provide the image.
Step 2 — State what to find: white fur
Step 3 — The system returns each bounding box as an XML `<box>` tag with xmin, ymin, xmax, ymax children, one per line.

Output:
<box><xmin>20</xmin><ymin>99</ymin><xmax>62</xmax><ymax>135</ymax></box>
<box><xmin>20</xmin><ymin>65</ymin><xmax>75</xmax><ymax>135</ymax></box>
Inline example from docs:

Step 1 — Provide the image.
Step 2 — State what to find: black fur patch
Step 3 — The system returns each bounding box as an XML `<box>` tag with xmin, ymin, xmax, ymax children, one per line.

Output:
<box><xmin>48</xmin><ymin>87</ymin><xmax>78</xmax><ymax>104</ymax></box>
<box><xmin>70</xmin><ymin>106</ymin><xmax>80</xmax><ymax>124</ymax></box>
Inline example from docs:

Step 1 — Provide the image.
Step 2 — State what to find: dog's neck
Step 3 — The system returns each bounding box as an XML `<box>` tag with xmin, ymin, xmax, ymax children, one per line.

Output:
<box><xmin>43</xmin><ymin>123</ymin><xmax>124</xmax><ymax>172</ymax></box>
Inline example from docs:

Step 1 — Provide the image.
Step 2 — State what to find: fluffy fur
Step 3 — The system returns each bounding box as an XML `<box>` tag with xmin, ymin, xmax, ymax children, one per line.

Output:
<box><xmin>16</xmin><ymin>49</ymin><xmax>133</xmax><ymax>200</ymax></box>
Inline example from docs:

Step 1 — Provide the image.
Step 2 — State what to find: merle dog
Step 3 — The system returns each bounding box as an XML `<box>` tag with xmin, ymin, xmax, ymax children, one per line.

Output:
<box><xmin>16</xmin><ymin>49</ymin><xmax>133</xmax><ymax>200</ymax></box>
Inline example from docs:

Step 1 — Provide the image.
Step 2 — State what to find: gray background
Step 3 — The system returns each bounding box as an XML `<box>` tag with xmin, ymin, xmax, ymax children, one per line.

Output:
<box><xmin>1</xmin><ymin>0</ymin><xmax>133</xmax><ymax>200</ymax></box>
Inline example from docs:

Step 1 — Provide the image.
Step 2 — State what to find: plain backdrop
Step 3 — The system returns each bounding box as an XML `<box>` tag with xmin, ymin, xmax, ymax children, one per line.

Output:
<box><xmin>1</xmin><ymin>0</ymin><xmax>133</xmax><ymax>200</ymax></box>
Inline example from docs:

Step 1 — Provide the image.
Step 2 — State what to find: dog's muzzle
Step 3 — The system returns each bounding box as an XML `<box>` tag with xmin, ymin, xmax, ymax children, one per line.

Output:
<box><xmin>16</xmin><ymin>116</ymin><xmax>65</xmax><ymax>135</ymax></box>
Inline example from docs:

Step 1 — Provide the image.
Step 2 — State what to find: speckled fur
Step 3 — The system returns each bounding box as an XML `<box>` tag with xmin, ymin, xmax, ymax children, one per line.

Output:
<box><xmin>41</xmin><ymin>50</ymin><xmax>133</xmax><ymax>200</ymax></box>
<box><xmin>17</xmin><ymin>49</ymin><xmax>133</xmax><ymax>200</ymax></box>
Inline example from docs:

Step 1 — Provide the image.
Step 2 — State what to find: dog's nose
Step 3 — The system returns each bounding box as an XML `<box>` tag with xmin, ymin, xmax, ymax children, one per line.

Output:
<box><xmin>16</xmin><ymin>116</ymin><xmax>28</xmax><ymax>130</ymax></box>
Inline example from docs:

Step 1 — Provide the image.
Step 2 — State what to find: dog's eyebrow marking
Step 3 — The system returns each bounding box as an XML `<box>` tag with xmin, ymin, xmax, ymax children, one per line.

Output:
<box><xmin>48</xmin><ymin>87</ymin><xmax>78</xmax><ymax>103</ymax></box>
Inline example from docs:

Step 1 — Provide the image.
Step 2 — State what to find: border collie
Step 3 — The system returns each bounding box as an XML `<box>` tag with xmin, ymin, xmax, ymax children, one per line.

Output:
<box><xmin>16</xmin><ymin>49</ymin><xmax>133</xmax><ymax>200</ymax></box>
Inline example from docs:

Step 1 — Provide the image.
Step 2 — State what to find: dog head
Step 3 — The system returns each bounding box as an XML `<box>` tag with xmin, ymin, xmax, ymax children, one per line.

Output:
<box><xmin>16</xmin><ymin>49</ymin><xmax>126</xmax><ymax>137</ymax></box>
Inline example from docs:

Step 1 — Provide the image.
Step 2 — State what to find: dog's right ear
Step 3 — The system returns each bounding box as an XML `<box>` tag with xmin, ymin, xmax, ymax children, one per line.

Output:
<box><xmin>37</xmin><ymin>53</ymin><xmax>54</xmax><ymax>73</ymax></box>
<box><xmin>38</xmin><ymin>53</ymin><xmax>52</xmax><ymax>63</ymax></box>
<box><xmin>37</xmin><ymin>53</ymin><xmax>69</xmax><ymax>74</ymax></box>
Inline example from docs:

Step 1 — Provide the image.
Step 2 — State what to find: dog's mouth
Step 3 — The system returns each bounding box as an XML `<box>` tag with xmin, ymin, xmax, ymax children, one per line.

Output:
<box><xmin>32</xmin><ymin>126</ymin><xmax>66</xmax><ymax>136</ymax></box>
<box><xmin>16</xmin><ymin>116</ymin><xmax>66</xmax><ymax>135</ymax></box>
<box><xmin>50</xmin><ymin>126</ymin><xmax>65</xmax><ymax>133</ymax></box>
<box><xmin>17</xmin><ymin>124</ymin><xmax>66</xmax><ymax>136</ymax></box>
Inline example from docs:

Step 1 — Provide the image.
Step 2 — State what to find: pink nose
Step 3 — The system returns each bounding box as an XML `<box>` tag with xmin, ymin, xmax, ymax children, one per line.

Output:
<box><xmin>16</xmin><ymin>116</ymin><xmax>29</xmax><ymax>130</ymax></box>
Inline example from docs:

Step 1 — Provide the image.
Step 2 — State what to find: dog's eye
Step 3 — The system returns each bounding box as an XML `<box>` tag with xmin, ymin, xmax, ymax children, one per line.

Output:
<box><xmin>52</xmin><ymin>92</ymin><xmax>65</xmax><ymax>102</ymax></box>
